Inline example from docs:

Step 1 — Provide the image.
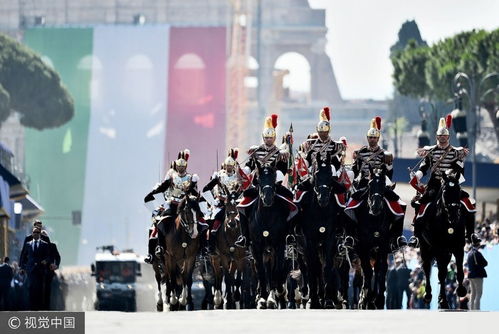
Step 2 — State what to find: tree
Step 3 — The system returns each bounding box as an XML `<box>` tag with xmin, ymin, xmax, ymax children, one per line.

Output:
<box><xmin>0</xmin><ymin>33</ymin><xmax>74</xmax><ymax>129</ymax></box>
<box><xmin>392</xmin><ymin>28</ymin><xmax>499</xmax><ymax>143</ymax></box>
<box><xmin>388</xmin><ymin>20</ymin><xmax>428</xmax><ymax>156</ymax></box>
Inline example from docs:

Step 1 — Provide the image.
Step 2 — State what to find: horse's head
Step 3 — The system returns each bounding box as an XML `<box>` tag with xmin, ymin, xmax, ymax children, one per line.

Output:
<box><xmin>367</xmin><ymin>166</ymin><xmax>386</xmax><ymax>216</ymax></box>
<box><xmin>176</xmin><ymin>195</ymin><xmax>199</xmax><ymax>239</ymax></box>
<box><xmin>220</xmin><ymin>183</ymin><xmax>240</xmax><ymax>229</ymax></box>
<box><xmin>313</xmin><ymin>152</ymin><xmax>332</xmax><ymax>208</ymax></box>
<box><xmin>256</xmin><ymin>160</ymin><xmax>276</xmax><ymax>207</ymax></box>
<box><xmin>440</xmin><ymin>170</ymin><xmax>461</xmax><ymax>225</ymax></box>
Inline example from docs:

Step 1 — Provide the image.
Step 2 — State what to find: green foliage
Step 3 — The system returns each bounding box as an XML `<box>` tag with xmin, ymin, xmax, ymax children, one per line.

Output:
<box><xmin>392</xmin><ymin>28</ymin><xmax>499</xmax><ymax>102</ymax></box>
<box><xmin>0</xmin><ymin>33</ymin><xmax>74</xmax><ymax>129</ymax></box>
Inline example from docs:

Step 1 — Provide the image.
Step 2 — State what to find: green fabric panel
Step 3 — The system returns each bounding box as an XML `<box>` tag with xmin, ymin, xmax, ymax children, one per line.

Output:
<box><xmin>24</xmin><ymin>28</ymin><xmax>93</xmax><ymax>265</ymax></box>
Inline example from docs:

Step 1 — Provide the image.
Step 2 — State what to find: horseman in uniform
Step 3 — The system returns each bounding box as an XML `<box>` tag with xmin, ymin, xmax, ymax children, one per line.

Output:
<box><xmin>302</xmin><ymin>107</ymin><xmax>346</xmax><ymax>174</ymax></box>
<box><xmin>143</xmin><ymin>149</ymin><xmax>207</xmax><ymax>264</ymax></box>
<box><xmin>346</xmin><ymin>116</ymin><xmax>407</xmax><ymax>250</ymax></box>
<box><xmin>235</xmin><ymin>114</ymin><xmax>297</xmax><ymax>248</ymax></box>
<box><xmin>200</xmin><ymin>148</ymin><xmax>242</xmax><ymax>253</ymax></box>
<box><xmin>408</xmin><ymin>115</ymin><xmax>478</xmax><ymax>248</ymax></box>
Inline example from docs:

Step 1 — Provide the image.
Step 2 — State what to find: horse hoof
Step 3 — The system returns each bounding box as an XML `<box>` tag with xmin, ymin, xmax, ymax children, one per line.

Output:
<box><xmin>457</xmin><ymin>285</ymin><xmax>467</xmax><ymax>298</ymax></box>
<box><xmin>324</xmin><ymin>299</ymin><xmax>334</xmax><ymax>309</ymax></box>
<box><xmin>287</xmin><ymin>301</ymin><xmax>296</xmax><ymax>309</ymax></box>
<box><xmin>266</xmin><ymin>298</ymin><xmax>277</xmax><ymax>309</ymax></box>
<box><xmin>156</xmin><ymin>303</ymin><xmax>164</xmax><ymax>312</ymax></box>
<box><xmin>310</xmin><ymin>300</ymin><xmax>322</xmax><ymax>309</ymax></box>
<box><xmin>257</xmin><ymin>298</ymin><xmax>267</xmax><ymax>309</ymax></box>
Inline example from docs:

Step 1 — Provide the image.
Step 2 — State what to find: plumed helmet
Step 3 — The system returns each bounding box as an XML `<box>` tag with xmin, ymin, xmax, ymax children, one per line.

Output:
<box><xmin>262</xmin><ymin>114</ymin><xmax>278</xmax><ymax>138</ymax></box>
<box><xmin>366</xmin><ymin>116</ymin><xmax>382</xmax><ymax>137</ymax></box>
<box><xmin>176</xmin><ymin>149</ymin><xmax>190</xmax><ymax>167</ymax></box>
<box><xmin>316</xmin><ymin>107</ymin><xmax>331</xmax><ymax>132</ymax></box>
<box><xmin>224</xmin><ymin>148</ymin><xmax>239</xmax><ymax>168</ymax></box>
<box><xmin>436</xmin><ymin>114</ymin><xmax>452</xmax><ymax>136</ymax></box>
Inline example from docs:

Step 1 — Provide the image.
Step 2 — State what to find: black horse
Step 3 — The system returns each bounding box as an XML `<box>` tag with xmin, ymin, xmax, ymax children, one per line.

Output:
<box><xmin>248</xmin><ymin>162</ymin><xmax>291</xmax><ymax>309</ymax></box>
<box><xmin>418</xmin><ymin>171</ymin><xmax>468</xmax><ymax>308</ymax></box>
<box><xmin>153</xmin><ymin>195</ymin><xmax>200</xmax><ymax>311</ymax></box>
<box><xmin>296</xmin><ymin>152</ymin><xmax>346</xmax><ymax>309</ymax></box>
<box><xmin>347</xmin><ymin>167</ymin><xmax>399</xmax><ymax>309</ymax></box>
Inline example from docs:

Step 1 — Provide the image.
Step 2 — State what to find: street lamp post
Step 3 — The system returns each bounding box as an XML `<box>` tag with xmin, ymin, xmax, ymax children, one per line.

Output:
<box><xmin>451</xmin><ymin>72</ymin><xmax>499</xmax><ymax>200</ymax></box>
<box><xmin>417</xmin><ymin>101</ymin><xmax>438</xmax><ymax>148</ymax></box>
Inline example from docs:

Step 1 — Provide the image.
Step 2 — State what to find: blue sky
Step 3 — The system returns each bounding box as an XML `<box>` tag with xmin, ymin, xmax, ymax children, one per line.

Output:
<box><xmin>306</xmin><ymin>0</ymin><xmax>499</xmax><ymax>100</ymax></box>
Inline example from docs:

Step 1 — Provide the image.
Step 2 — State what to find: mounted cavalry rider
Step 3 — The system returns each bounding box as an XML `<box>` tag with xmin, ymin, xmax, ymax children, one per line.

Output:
<box><xmin>143</xmin><ymin>149</ymin><xmax>207</xmax><ymax>264</ymax></box>
<box><xmin>235</xmin><ymin>114</ymin><xmax>297</xmax><ymax>248</ymax></box>
<box><xmin>351</xmin><ymin>117</ymin><xmax>394</xmax><ymax>191</ymax></box>
<box><xmin>200</xmin><ymin>148</ymin><xmax>242</xmax><ymax>254</ymax></box>
<box><xmin>346</xmin><ymin>116</ymin><xmax>407</xmax><ymax>250</ymax></box>
<box><xmin>302</xmin><ymin>107</ymin><xmax>346</xmax><ymax>174</ymax></box>
<box><xmin>408</xmin><ymin>115</ymin><xmax>478</xmax><ymax>248</ymax></box>
<box><xmin>295</xmin><ymin>106</ymin><xmax>349</xmax><ymax>206</ymax></box>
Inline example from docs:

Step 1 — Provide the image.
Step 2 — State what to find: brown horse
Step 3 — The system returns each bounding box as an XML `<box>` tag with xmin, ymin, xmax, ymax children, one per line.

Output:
<box><xmin>210</xmin><ymin>185</ymin><xmax>249</xmax><ymax>309</ymax></box>
<box><xmin>153</xmin><ymin>195</ymin><xmax>200</xmax><ymax>311</ymax></box>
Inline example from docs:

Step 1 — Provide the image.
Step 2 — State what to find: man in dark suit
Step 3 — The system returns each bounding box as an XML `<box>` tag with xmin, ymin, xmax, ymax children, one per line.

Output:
<box><xmin>0</xmin><ymin>257</ymin><xmax>13</xmax><ymax>310</ymax></box>
<box><xmin>19</xmin><ymin>220</ymin><xmax>50</xmax><ymax>264</ymax></box>
<box><xmin>19</xmin><ymin>228</ymin><xmax>51</xmax><ymax>310</ymax></box>
<box><xmin>43</xmin><ymin>238</ymin><xmax>61</xmax><ymax>310</ymax></box>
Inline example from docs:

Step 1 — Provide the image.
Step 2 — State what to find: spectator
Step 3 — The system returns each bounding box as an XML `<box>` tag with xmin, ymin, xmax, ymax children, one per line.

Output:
<box><xmin>0</xmin><ymin>257</ymin><xmax>13</xmax><ymax>310</ymax></box>
<box><xmin>395</xmin><ymin>259</ymin><xmax>411</xmax><ymax>309</ymax></box>
<box><xmin>467</xmin><ymin>239</ymin><xmax>488</xmax><ymax>310</ymax></box>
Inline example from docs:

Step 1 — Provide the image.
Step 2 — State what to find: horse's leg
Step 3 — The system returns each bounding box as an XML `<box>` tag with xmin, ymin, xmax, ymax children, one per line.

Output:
<box><xmin>275</xmin><ymin>244</ymin><xmax>288</xmax><ymax>309</ymax></box>
<box><xmin>234</xmin><ymin>263</ymin><xmax>243</xmax><ymax>305</ymax></box>
<box><xmin>211</xmin><ymin>256</ymin><xmax>224</xmax><ymax>309</ymax></box>
<box><xmin>297</xmin><ymin>253</ymin><xmax>309</xmax><ymax>308</ymax></box>
<box><xmin>420</xmin><ymin>247</ymin><xmax>433</xmax><ymax>305</ymax></box>
<box><xmin>436</xmin><ymin>253</ymin><xmax>451</xmax><ymax>309</ymax></box>
<box><xmin>359</xmin><ymin>254</ymin><xmax>374</xmax><ymax>309</ymax></box>
<box><xmin>454</xmin><ymin>247</ymin><xmax>467</xmax><ymax>299</ymax></box>
<box><xmin>224</xmin><ymin>263</ymin><xmax>235</xmax><ymax>309</ymax></box>
<box><xmin>305</xmin><ymin>246</ymin><xmax>321</xmax><ymax>309</ymax></box>
<box><xmin>154</xmin><ymin>265</ymin><xmax>164</xmax><ymax>312</ymax></box>
<box><xmin>253</xmin><ymin>247</ymin><xmax>268</xmax><ymax>309</ymax></box>
<box><xmin>374</xmin><ymin>253</ymin><xmax>388</xmax><ymax>310</ymax></box>
<box><xmin>177</xmin><ymin>255</ymin><xmax>196</xmax><ymax>311</ymax></box>
<box><xmin>265</xmin><ymin>248</ymin><xmax>278</xmax><ymax>309</ymax></box>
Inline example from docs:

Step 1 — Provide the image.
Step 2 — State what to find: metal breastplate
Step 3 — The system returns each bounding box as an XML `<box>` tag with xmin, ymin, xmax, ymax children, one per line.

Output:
<box><xmin>214</xmin><ymin>171</ymin><xmax>239</xmax><ymax>196</ymax></box>
<box><xmin>170</xmin><ymin>173</ymin><xmax>192</xmax><ymax>200</ymax></box>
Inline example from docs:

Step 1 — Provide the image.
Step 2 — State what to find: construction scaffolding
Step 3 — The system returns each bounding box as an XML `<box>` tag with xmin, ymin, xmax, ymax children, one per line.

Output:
<box><xmin>226</xmin><ymin>0</ymin><xmax>252</xmax><ymax>153</ymax></box>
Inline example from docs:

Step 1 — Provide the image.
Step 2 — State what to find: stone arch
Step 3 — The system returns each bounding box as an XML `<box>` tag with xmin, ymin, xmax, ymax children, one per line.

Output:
<box><xmin>274</xmin><ymin>51</ymin><xmax>311</xmax><ymax>103</ymax></box>
<box><xmin>171</xmin><ymin>53</ymin><xmax>207</xmax><ymax>107</ymax></box>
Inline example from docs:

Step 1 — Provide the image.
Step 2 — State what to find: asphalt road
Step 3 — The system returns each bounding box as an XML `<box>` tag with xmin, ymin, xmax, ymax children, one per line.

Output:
<box><xmin>85</xmin><ymin>309</ymin><xmax>493</xmax><ymax>334</ymax></box>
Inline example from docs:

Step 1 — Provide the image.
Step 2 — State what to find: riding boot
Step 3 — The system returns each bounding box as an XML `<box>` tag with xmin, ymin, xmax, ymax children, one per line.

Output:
<box><xmin>199</xmin><ymin>229</ymin><xmax>210</xmax><ymax>257</ymax></box>
<box><xmin>464</xmin><ymin>212</ymin><xmax>477</xmax><ymax>244</ymax></box>
<box><xmin>155</xmin><ymin>228</ymin><xmax>165</xmax><ymax>259</ymax></box>
<box><xmin>145</xmin><ymin>234</ymin><xmax>157</xmax><ymax>264</ymax></box>
<box><xmin>235</xmin><ymin>212</ymin><xmax>249</xmax><ymax>248</ymax></box>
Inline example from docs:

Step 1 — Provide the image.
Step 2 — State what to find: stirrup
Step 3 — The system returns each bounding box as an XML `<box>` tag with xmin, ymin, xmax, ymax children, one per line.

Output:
<box><xmin>155</xmin><ymin>245</ymin><xmax>164</xmax><ymax>258</ymax></box>
<box><xmin>408</xmin><ymin>236</ymin><xmax>419</xmax><ymax>248</ymax></box>
<box><xmin>470</xmin><ymin>233</ymin><xmax>482</xmax><ymax>245</ymax></box>
<box><xmin>145</xmin><ymin>254</ymin><xmax>154</xmax><ymax>264</ymax></box>
<box><xmin>235</xmin><ymin>235</ymin><xmax>247</xmax><ymax>248</ymax></box>
<box><xmin>286</xmin><ymin>234</ymin><xmax>296</xmax><ymax>245</ymax></box>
